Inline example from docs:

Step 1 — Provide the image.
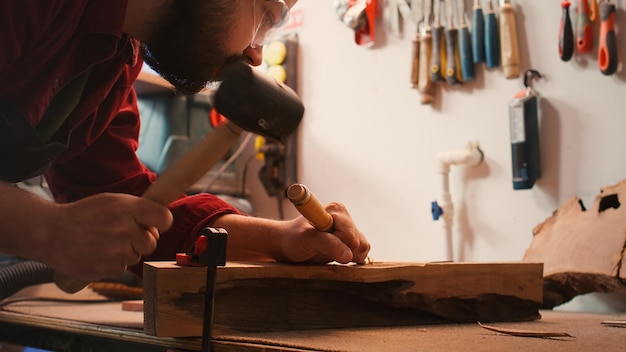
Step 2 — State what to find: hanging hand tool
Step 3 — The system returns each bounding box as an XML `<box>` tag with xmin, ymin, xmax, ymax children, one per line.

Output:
<box><xmin>411</xmin><ymin>21</ymin><xmax>422</xmax><ymax>89</ymax></box>
<box><xmin>287</xmin><ymin>184</ymin><xmax>334</xmax><ymax>232</ymax></box>
<box><xmin>458</xmin><ymin>0</ymin><xmax>475</xmax><ymax>82</ymax></box>
<box><xmin>598</xmin><ymin>1</ymin><xmax>618</xmax><ymax>75</ymax></box>
<box><xmin>559</xmin><ymin>1</ymin><xmax>575</xmax><ymax>61</ymax></box>
<box><xmin>589</xmin><ymin>0</ymin><xmax>599</xmax><ymax>22</ymax></box>
<box><xmin>430</xmin><ymin>0</ymin><xmax>446</xmax><ymax>83</ymax></box>
<box><xmin>444</xmin><ymin>0</ymin><xmax>462</xmax><ymax>85</ymax></box>
<box><xmin>484</xmin><ymin>0</ymin><xmax>500</xmax><ymax>69</ymax></box>
<box><xmin>576</xmin><ymin>0</ymin><xmax>593</xmax><ymax>53</ymax></box>
<box><xmin>419</xmin><ymin>0</ymin><xmax>436</xmax><ymax>104</ymax></box>
<box><xmin>472</xmin><ymin>0</ymin><xmax>485</xmax><ymax>64</ymax></box>
<box><xmin>499</xmin><ymin>0</ymin><xmax>520</xmax><ymax>78</ymax></box>
<box><xmin>53</xmin><ymin>62</ymin><xmax>305</xmax><ymax>293</ymax></box>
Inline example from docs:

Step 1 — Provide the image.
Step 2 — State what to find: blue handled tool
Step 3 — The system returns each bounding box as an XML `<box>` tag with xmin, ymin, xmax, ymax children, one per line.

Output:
<box><xmin>471</xmin><ymin>0</ymin><xmax>485</xmax><ymax>64</ymax></box>
<box><xmin>458</xmin><ymin>0</ymin><xmax>475</xmax><ymax>81</ymax></box>
<box><xmin>484</xmin><ymin>0</ymin><xmax>500</xmax><ymax>69</ymax></box>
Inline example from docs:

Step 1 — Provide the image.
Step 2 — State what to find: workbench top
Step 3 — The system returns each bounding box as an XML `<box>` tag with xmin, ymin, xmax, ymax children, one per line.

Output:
<box><xmin>1</xmin><ymin>284</ymin><xmax>625</xmax><ymax>351</ymax></box>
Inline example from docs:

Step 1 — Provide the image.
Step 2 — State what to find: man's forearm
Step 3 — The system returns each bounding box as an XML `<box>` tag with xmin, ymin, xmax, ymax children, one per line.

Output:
<box><xmin>0</xmin><ymin>181</ymin><xmax>56</xmax><ymax>261</ymax></box>
<box><xmin>212</xmin><ymin>213</ymin><xmax>289</xmax><ymax>262</ymax></box>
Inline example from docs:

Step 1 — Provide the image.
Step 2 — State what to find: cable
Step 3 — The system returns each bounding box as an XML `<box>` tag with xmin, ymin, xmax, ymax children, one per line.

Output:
<box><xmin>201</xmin><ymin>132</ymin><xmax>254</xmax><ymax>193</ymax></box>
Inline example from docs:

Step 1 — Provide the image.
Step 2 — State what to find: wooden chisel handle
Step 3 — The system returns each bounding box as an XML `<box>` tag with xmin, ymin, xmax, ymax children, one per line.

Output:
<box><xmin>410</xmin><ymin>27</ymin><xmax>421</xmax><ymax>89</ymax></box>
<box><xmin>54</xmin><ymin>121</ymin><xmax>243</xmax><ymax>293</ymax></box>
<box><xmin>499</xmin><ymin>0</ymin><xmax>520</xmax><ymax>78</ymax></box>
<box><xmin>418</xmin><ymin>27</ymin><xmax>435</xmax><ymax>104</ymax></box>
<box><xmin>141</xmin><ymin>121</ymin><xmax>242</xmax><ymax>205</ymax></box>
<box><xmin>287</xmin><ymin>184</ymin><xmax>334</xmax><ymax>232</ymax></box>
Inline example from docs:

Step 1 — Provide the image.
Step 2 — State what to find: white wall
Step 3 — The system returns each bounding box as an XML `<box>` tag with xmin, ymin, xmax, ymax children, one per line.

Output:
<box><xmin>248</xmin><ymin>1</ymin><xmax>626</xmax><ymax>266</ymax></box>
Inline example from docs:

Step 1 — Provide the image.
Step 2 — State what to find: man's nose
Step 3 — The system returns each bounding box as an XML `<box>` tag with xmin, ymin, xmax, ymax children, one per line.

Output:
<box><xmin>243</xmin><ymin>45</ymin><xmax>264</xmax><ymax>66</ymax></box>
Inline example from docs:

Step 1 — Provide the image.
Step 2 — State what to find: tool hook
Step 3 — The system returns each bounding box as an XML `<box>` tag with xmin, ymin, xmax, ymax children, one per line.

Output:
<box><xmin>523</xmin><ymin>69</ymin><xmax>542</xmax><ymax>89</ymax></box>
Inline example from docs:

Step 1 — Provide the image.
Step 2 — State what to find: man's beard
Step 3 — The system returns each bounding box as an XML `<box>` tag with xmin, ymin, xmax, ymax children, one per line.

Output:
<box><xmin>141</xmin><ymin>1</ymin><xmax>242</xmax><ymax>95</ymax></box>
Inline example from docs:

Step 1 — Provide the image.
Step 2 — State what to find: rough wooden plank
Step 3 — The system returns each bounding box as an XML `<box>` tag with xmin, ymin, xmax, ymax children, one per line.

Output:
<box><xmin>523</xmin><ymin>179</ymin><xmax>626</xmax><ymax>309</ymax></box>
<box><xmin>143</xmin><ymin>261</ymin><xmax>543</xmax><ymax>337</ymax></box>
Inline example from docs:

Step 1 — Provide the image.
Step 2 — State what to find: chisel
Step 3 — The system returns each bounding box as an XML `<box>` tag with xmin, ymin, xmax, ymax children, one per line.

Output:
<box><xmin>419</xmin><ymin>2</ymin><xmax>436</xmax><ymax>104</ymax></box>
<box><xmin>287</xmin><ymin>184</ymin><xmax>334</xmax><ymax>232</ymax></box>
<box><xmin>430</xmin><ymin>0</ymin><xmax>446</xmax><ymax>83</ymax></box>
<box><xmin>445</xmin><ymin>0</ymin><xmax>462</xmax><ymax>85</ymax></box>
<box><xmin>598</xmin><ymin>1</ymin><xmax>618</xmax><ymax>75</ymax></box>
<box><xmin>472</xmin><ymin>0</ymin><xmax>485</xmax><ymax>64</ymax></box>
<box><xmin>458</xmin><ymin>0</ymin><xmax>475</xmax><ymax>81</ymax></box>
<box><xmin>559</xmin><ymin>0</ymin><xmax>575</xmax><ymax>62</ymax></box>
<box><xmin>484</xmin><ymin>0</ymin><xmax>500</xmax><ymax>69</ymax></box>
<box><xmin>411</xmin><ymin>23</ymin><xmax>421</xmax><ymax>89</ymax></box>
<box><xmin>499</xmin><ymin>0</ymin><xmax>520</xmax><ymax>78</ymax></box>
<box><xmin>576</xmin><ymin>0</ymin><xmax>593</xmax><ymax>53</ymax></box>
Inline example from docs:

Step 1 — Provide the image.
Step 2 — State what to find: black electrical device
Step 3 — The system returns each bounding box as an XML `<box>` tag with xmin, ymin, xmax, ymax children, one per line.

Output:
<box><xmin>509</xmin><ymin>70</ymin><xmax>542</xmax><ymax>190</ymax></box>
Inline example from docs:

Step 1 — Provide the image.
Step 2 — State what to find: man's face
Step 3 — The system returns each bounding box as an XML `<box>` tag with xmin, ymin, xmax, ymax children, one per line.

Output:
<box><xmin>142</xmin><ymin>0</ymin><xmax>298</xmax><ymax>96</ymax></box>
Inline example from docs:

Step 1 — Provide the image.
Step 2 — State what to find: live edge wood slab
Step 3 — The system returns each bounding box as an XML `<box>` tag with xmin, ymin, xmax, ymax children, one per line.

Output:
<box><xmin>143</xmin><ymin>261</ymin><xmax>543</xmax><ymax>337</ymax></box>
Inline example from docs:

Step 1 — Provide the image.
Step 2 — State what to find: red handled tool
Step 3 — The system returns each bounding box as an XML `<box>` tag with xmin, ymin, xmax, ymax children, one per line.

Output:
<box><xmin>598</xmin><ymin>1</ymin><xmax>618</xmax><ymax>75</ymax></box>
<box><xmin>559</xmin><ymin>1</ymin><xmax>575</xmax><ymax>61</ymax></box>
<box><xmin>576</xmin><ymin>0</ymin><xmax>593</xmax><ymax>53</ymax></box>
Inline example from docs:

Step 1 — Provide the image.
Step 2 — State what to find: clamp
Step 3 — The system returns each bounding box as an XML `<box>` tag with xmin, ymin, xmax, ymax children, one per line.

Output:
<box><xmin>176</xmin><ymin>227</ymin><xmax>228</xmax><ymax>352</ymax></box>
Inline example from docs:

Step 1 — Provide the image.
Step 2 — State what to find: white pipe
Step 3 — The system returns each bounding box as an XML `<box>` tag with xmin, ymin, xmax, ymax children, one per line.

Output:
<box><xmin>435</xmin><ymin>142</ymin><xmax>483</xmax><ymax>261</ymax></box>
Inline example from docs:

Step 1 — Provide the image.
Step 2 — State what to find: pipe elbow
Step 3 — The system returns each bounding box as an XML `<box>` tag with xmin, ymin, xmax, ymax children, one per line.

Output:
<box><xmin>437</xmin><ymin>142</ymin><xmax>484</xmax><ymax>173</ymax></box>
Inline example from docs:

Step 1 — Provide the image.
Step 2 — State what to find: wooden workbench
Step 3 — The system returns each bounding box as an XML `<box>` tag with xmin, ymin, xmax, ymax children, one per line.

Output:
<box><xmin>1</xmin><ymin>284</ymin><xmax>625</xmax><ymax>351</ymax></box>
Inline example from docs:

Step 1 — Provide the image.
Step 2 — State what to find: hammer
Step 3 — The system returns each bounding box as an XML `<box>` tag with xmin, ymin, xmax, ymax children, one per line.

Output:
<box><xmin>54</xmin><ymin>62</ymin><xmax>305</xmax><ymax>293</ymax></box>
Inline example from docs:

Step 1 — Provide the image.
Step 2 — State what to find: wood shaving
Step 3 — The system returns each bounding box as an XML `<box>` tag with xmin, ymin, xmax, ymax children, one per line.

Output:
<box><xmin>477</xmin><ymin>322</ymin><xmax>572</xmax><ymax>338</ymax></box>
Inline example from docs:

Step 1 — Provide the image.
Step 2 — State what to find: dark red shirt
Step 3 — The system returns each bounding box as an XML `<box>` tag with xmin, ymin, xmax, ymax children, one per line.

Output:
<box><xmin>0</xmin><ymin>0</ymin><xmax>241</xmax><ymax>275</ymax></box>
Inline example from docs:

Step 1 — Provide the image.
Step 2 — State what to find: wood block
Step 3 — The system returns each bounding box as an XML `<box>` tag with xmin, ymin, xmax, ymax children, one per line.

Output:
<box><xmin>523</xmin><ymin>178</ymin><xmax>626</xmax><ymax>308</ymax></box>
<box><xmin>143</xmin><ymin>261</ymin><xmax>543</xmax><ymax>337</ymax></box>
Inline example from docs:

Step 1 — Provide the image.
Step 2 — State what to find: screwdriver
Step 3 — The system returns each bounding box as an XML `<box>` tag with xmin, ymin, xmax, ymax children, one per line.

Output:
<box><xmin>576</xmin><ymin>0</ymin><xmax>593</xmax><ymax>53</ymax></box>
<box><xmin>458</xmin><ymin>0</ymin><xmax>475</xmax><ymax>81</ymax></box>
<box><xmin>445</xmin><ymin>0</ymin><xmax>462</xmax><ymax>85</ymax></box>
<box><xmin>559</xmin><ymin>1</ymin><xmax>575</xmax><ymax>61</ymax></box>
<box><xmin>419</xmin><ymin>0</ymin><xmax>436</xmax><ymax>104</ymax></box>
<box><xmin>484</xmin><ymin>0</ymin><xmax>500</xmax><ymax>69</ymax></box>
<box><xmin>472</xmin><ymin>0</ymin><xmax>485</xmax><ymax>64</ymax></box>
<box><xmin>499</xmin><ymin>0</ymin><xmax>520</xmax><ymax>78</ymax></box>
<box><xmin>430</xmin><ymin>0</ymin><xmax>446</xmax><ymax>83</ymax></box>
<box><xmin>598</xmin><ymin>1</ymin><xmax>618</xmax><ymax>75</ymax></box>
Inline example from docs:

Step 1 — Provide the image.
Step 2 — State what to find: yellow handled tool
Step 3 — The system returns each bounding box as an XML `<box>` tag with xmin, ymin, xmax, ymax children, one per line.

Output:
<box><xmin>287</xmin><ymin>184</ymin><xmax>334</xmax><ymax>232</ymax></box>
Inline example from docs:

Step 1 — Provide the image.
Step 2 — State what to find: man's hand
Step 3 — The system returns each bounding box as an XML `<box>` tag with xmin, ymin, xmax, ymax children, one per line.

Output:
<box><xmin>279</xmin><ymin>202</ymin><xmax>370</xmax><ymax>264</ymax></box>
<box><xmin>44</xmin><ymin>193</ymin><xmax>173</xmax><ymax>281</ymax></box>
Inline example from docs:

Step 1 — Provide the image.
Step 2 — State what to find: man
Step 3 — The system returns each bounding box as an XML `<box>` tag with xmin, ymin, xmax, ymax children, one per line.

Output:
<box><xmin>0</xmin><ymin>0</ymin><xmax>370</xmax><ymax>283</ymax></box>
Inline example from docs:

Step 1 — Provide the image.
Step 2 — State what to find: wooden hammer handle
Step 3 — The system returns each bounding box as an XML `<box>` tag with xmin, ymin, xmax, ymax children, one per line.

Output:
<box><xmin>54</xmin><ymin>121</ymin><xmax>242</xmax><ymax>293</ymax></box>
<box><xmin>142</xmin><ymin>121</ymin><xmax>242</xmax><ymax>205</ymax></box>
<box><xmin>287</xmin><ymin>184</ymin><xmax>334</xmax><ymax>232</ymax></box>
